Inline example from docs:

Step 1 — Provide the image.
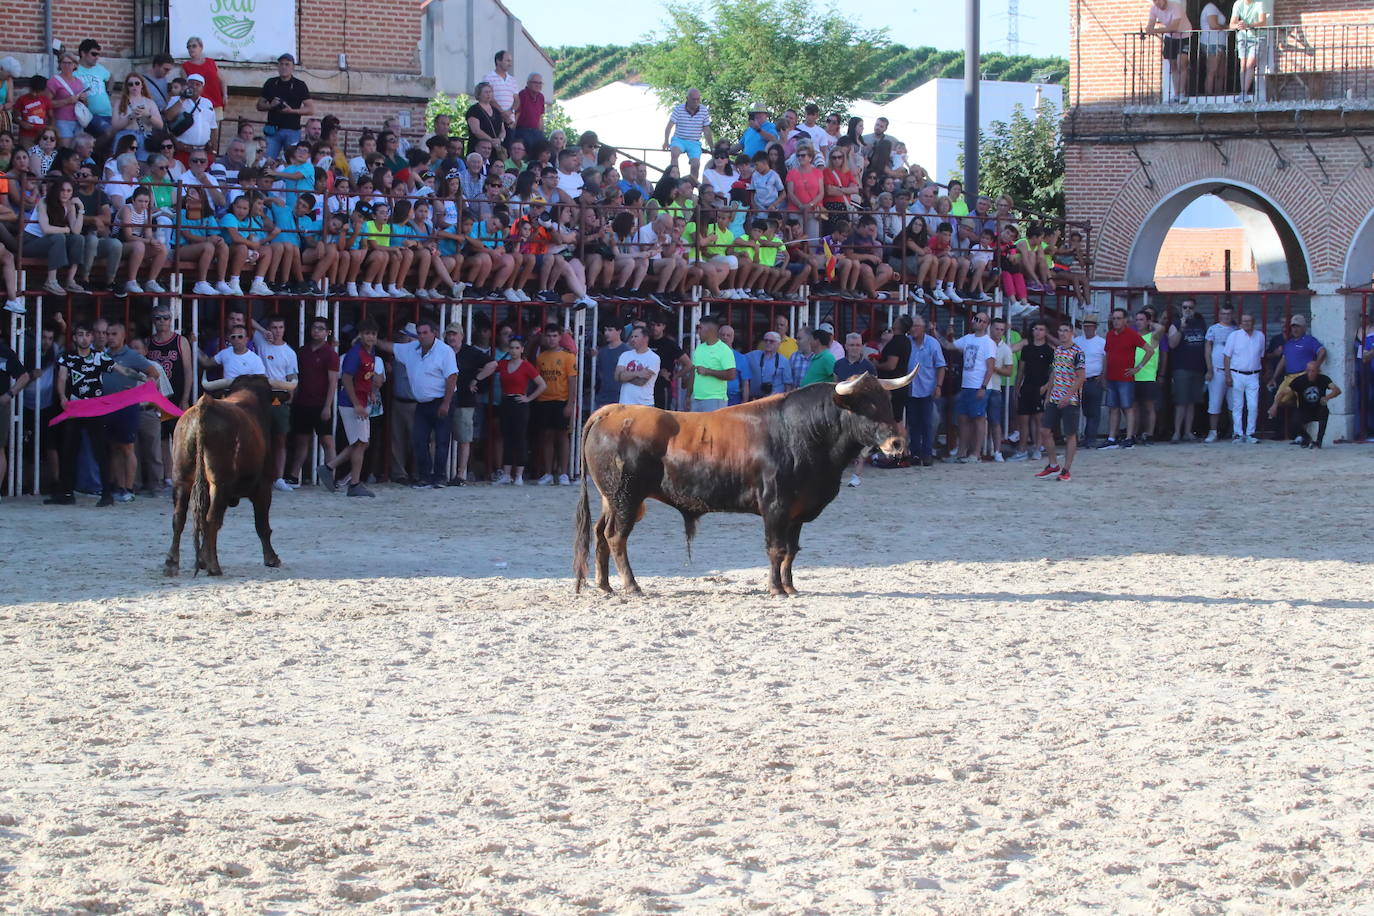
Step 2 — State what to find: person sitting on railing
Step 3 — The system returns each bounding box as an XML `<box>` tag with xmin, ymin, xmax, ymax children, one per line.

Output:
<box><xmin>607</xmin><ymin>210</ymin><xmax>650</xmax><ymax>301</ymax></box>
<box><xmin>353</xmin><ymin>200</ymin><xmax>401</xmax><ymax>298</ymax></box>
<box><xmin>473</xmin><ymin>209</ymin><xmax>519</xmax><ymax>300</ymax></box>
<box><xmin>176</xmin><ymin>188</ymin><xmax>232</xmax><ymax>297</ymax></box>
<box><xmin>408</xmin><ymin>198</ymin><xmax>461</xmax><ymax>300</ymax></box>
<box><xmin>219</xmin><ymin>192</ymin><xmax>276</xmax><ymax>297</ymax></box>
<box><xmin>115</xmin><ymin>186</ymin><xmax>167</xmax><ymax>296</ymax></box>
<box><xmin>842</xmin><ymin>215</ymin><xmax>895</xmax><ymax>301</ymax></box>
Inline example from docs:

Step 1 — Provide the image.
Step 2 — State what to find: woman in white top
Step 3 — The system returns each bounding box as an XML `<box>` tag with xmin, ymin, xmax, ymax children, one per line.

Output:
<box><xmin>110</xmin><ymin>74</ymin><xmax>163</xmax><ymax>162</ymax></box>
<box><xmin>117</xmin><ymin>186</ymin><xmax>169</xmax><ymax>294</ymax></box>
<box><xmin>1197</xmin><ymin>3</ymin><xmax>1229</xmax><ymax>96</ymax></box>
<box><xmin>24</xmin><ymin>177</ymin><xmax>87</xmax><ymax>295</ymax></box>
<box><xmin>701</xmin><ymin>147</ymin><xmax>736</xmax><ymax>199</ymax></box>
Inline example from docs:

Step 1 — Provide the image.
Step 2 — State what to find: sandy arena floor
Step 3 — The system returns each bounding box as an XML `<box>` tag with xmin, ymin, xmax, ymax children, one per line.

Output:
<box><xmin>1</xmin><ymin>439</ymin><xmax>1372</xmax><ymax>913</ymax></box>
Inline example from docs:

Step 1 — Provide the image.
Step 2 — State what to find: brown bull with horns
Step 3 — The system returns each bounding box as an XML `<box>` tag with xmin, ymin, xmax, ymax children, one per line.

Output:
<box><xmin>163</xmin><ymin>374</ymin><xmax>282</xmax><ymax>577</ymax></box>
<box><xmin>574</xmin><ymin>366</ymin><xmax>920</xmax><ymax>596</ymax></box>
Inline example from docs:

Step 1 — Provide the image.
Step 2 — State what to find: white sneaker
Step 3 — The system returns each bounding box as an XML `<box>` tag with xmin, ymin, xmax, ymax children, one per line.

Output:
<box><xmin>1008</xmin><ymin>430</ymin><xmax>1021</xmax><ymax>443</ymax></box>
<box><xmin>516</xmin><ymin>289</ymin><xmax>531</xmax><ymax>302</ymax></box>
<box><xmin>192</xmin><ymin>280</ymin><xmax>217</xmax><ymax>296</ymax></box>
<box><xmin>145</xmin><ymin>279</ymin><xmax>167</xmax><ymax>294</ymax></box>
<box><xmin>3</xmin><ymin>298</ymin><xmax>25</xmax><ymax>314</ymax></box>
<box><xmin>125</xmin><ymin>279</ymin><xmax>144</xmax><ymax>294</ymax></box>
<box><xmin>346</xmin><ymin>282</ymin><xmax>359</xmax><ymax>297</ymax></box>
<box><xmin>504</xmin><ymin>288</ymin><xmax>522</xmax><ymax>302</ymax></box>
<box><xmin>452</xmin><ymin>282</ymin><xmax>467</xmax><ymax>299</ymax></box>
<box><xmin>415</xmin><ymin>287</ymin><xmax>432</xmax><ymax>299</ymax></box>
<box><xmin>428</xmin><ymin>288</ymin><xmax>444</xmax><ymax>299</ymax></box>
<box><xmin>993</xmin><ymin>451</ymin><xmax>1005</xmax><ymax>462</ymax></box>
<box><xmin>1204</xmin><ymin>431</ymin><xmax>1218</xmax><ymax>443</ymax></box>
<box><xmin>931</xmin><ymin>287</ymin><xmax>948</xmax><ymax>303</ymax></box>
<box><xmin>846</xmin><ymin>474</ymin><xmax>861</xmax><ymax>487</ymax></box>
<box><xmin>249</xmin><ymin>277</ymin><xmax>273</xmax><ymax>296</ymax></box>
<box><xmin>272</xmin><ymin>478</ymin><xmax>293</xmax><ymax>492</ymax></box>
<box><xmin>492</xmin><ymin>471</ymin><xmax>512</xmax><ymax>485</ymax></box>
<box><xmin>390</xmin><ymin>284</ymin><xmax>410</xmax><ymax>298</ymax></box>
<box><xmin>214</xmin><ymin>280</ymin><xmax>236</xmax><ymax>296</ymax></box>
<box><xmin>557</xmin><ymin>473</ymin><xmax>571</xmax><ymax>486</ymax></box>
<box><xmin>944</xmin><ymin>284</ymin><xmax>963</xmax><ymax>303</ymax></box>
<box><xmin>535</xmin><ymin>473</ymin><xmax>554</xmax><ymax>486</ymax></box>
<box><xmin>512</xmin><ymin>475</ymin><xmax>525</xmax><ymax>486</ymax></box>
<box><xmin>578</xmin><ymin>296</ymin><xmax>597</xmax><ymax>309</ymax></box>
<box><xmin>1007</xmin><ymin>450</ymin><xmax>1029</xmax><ymax>461</ymax></box>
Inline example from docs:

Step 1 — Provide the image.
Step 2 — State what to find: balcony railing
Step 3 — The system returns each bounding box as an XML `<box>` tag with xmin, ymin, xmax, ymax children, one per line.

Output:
<box><xmin>1122</xmin><ymin>23</ymin><xmax>1374</xmax><ymax>109</ymax></box>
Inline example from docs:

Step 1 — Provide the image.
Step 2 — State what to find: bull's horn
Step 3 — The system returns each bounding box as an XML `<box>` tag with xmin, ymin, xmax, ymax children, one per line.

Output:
<box><xmin>835</xmin><ymin>375</ymin><xmax>864</xmax><ymax>395</ymax></box>
<box><xmin>878</xmin><ymin>365</ymin><xmax>921</xmax><ymax>391</ymax></box>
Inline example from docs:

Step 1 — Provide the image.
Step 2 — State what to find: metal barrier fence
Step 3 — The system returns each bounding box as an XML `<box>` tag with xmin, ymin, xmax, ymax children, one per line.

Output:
<box><xmin>1123</xmin><ymin>23</ymin><xmax>1374</xmax><ymax>106</ymax></box>
<box><xmin>4</xmin><ymin>174</ymin><xmax>1099</xmax><ymax>495</ymax></box>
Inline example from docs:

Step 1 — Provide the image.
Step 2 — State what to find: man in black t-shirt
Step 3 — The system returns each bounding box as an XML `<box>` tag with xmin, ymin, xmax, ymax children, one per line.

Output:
<box><xmin>878</xmin><ymin>314</ymin><xmax>913</xmax><ymax>438</ymax></box>
<box><xmin>1168</xmin><ymin>298</ymin><xmax>1208</xmax><ymax>441</ymax></box>
<box><xmin>447</xmin><ymin>323</ymin><xmax>494</xmax><ymax>484</ymax></box>
<box><xmin>257</xmin><ymin>53</ymin><xmax>314</xmax><ymax>162</ymax></box>
<box><xmin>648</xmin><ymin>315</ymin><xmax>688</xmax><ymax>410</ymax></box>
<box><xmin>1273</xmin><ymin>365</ymin><xmax>1340</xmax><ymax>448</ymax></box>
<box><xmin>1011</xmin><ymin>320</ymin><xmax>1053</xmax><ymax>461</ymax></box>
<box><xmin>48</xmin><ymin>323</ymin><xmax>119</xmax><ymax>506</ymax></box>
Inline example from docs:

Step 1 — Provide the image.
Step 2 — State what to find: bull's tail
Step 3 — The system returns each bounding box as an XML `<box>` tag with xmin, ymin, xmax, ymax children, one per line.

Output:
<box><xmin>681</xmin><ymin>512</ymin><xmax>699</xmax><ymax>562</ymax></box>
<box><xmin>573</xmin><ymin>420</ymin><xmax>594</xmax><ymax>594</ymax></box>
<box><xmin>190</xmin><ymin>436</ymin><xmax>210</xmax><ymax>578</ymax></box>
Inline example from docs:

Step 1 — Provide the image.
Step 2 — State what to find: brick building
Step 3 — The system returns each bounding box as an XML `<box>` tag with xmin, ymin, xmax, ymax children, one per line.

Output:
<box><xmin>1064</xmin><ymin>0</ymin><xmax>1374</xmax><ymax>435</ymax></box>
<box><xmin>1</xmin><ymin>0</ymin><xmax>552</xmax><ymax>143</ymax></box>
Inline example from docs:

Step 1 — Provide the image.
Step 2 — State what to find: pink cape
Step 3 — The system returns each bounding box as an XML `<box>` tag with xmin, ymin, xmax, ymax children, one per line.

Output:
<box><xmin>49</xmin><ymin>381</ymin><xmax>185</xmax><ymax>426</ymax></box>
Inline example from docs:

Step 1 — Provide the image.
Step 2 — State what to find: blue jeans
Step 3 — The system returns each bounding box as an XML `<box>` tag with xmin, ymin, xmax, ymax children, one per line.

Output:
<box><xmin>906</xmin><ymin>396</ymin><xmax>935</xmax><ymax>459</ymax></box>
<box><xmin>1105</xmin><ymin>379</ymin><xmax>1135</xmax><ymax>410</ymax></box>
<box><xmin>1081</xmin><ymin>377</ymin><xmax>1103</xmax><ymax>441</ymax></box>
<box><xmin>265</xmin><ymin>127</ymin><xmax>301</xmax><ymax>161</ymax></box>
<box><xmin>86</xmin><ymin>114</ymin><xmax>112</xmax><ymax>137</ymax></box>
<box><xmin>412</xmin><ymin>399</ymin><xmax>452</xmax><ymax>485</ymax></box>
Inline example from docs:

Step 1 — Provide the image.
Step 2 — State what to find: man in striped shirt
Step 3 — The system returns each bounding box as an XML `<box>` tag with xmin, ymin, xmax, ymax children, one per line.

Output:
<box><xmin>663</xmin><ymin>88</ymin><xmax>713</xmax><ymax>180</ymax></box>
<box><xmin>481</xmin><ymin>50</ymin><xmax>521</xmax><ymax>133</ymax></box>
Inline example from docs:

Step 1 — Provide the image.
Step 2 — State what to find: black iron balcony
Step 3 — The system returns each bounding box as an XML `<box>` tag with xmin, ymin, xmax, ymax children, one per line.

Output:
<box><xmin>1122</xmin><ymin>23</ymin><xmax>1374</xmax><ymax>111</ymax></box>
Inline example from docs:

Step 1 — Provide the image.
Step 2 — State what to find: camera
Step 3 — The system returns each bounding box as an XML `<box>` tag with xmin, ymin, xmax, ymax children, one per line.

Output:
<box><xmin>182</xmin><ymin>88</ymin><xmax>194</xmax><ymax>99</ymax></box>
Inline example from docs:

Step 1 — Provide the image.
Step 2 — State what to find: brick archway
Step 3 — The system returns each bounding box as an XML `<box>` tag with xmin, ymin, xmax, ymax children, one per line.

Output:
<box><xmin>1344</xmin><ymin>210</ymin><xmax>1374</xmax><ymax>290</ymax></box>
<box><xmin>1123</xmin><ymin>178</ymin><xmax>1312</xmax><ymax>290</ymax></box>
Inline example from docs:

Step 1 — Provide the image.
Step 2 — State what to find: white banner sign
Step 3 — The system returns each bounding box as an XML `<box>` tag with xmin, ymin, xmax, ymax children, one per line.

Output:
<box><xmin>170</xmin><ymin>0</ymin><xmax>297</xmax><ymax>64</ymax></box>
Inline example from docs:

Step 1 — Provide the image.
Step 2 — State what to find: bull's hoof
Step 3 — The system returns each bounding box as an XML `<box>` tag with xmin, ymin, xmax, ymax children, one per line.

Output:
<box><xmin>625</xmin><ymin>585</ymin><xmax>644</xmax><ymax>597</ymax></box>
<box><xmin>596</xmin><ymin>582</ymin><xmax>614</xmax><ymax>595</ymax></box>
<box><xmin>264</xmin><ymin>555</ymin><xmax>282</xmax><ymax>568</ymax></box>
<box><xmin>163</xmin><ymin>563</ymin><xmax>179</xmax><ymax>578</ymax></box>
<box><xmin>207</xmin><ymin>567</ymin><xmax>223</xmax><ymax>577</ymax></box>
<box><xmin>768</xmin><ymin>586</ymin><xmax>790</xmax><ymax>597</ymax></box>
<box><xmin>783</xmin><ymin>585</ymin><xmax>799</xmax><ymax>597</ymax></box>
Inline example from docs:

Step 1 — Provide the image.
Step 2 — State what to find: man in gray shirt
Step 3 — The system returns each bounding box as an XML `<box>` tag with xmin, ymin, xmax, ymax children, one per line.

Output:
<box><xmin>594</xmin><ymin>322</ymin><xmax>629</xmax><ymax>410</ymax></box>
<box><xmin>388</xmin><ymin>323</ymin><xmax>419</xmax><ymax>484</ymax></box>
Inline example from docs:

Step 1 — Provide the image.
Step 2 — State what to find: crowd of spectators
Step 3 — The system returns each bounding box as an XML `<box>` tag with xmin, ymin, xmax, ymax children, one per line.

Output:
<box><xmin>12</xmin><ymin>35</ymin><xmax>1349</xmax><ymax>506</ymax></box>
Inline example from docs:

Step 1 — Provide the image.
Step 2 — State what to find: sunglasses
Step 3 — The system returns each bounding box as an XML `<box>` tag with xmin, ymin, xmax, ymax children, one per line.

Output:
<box><xmin>154</xmin><ymin>314</ymin><xmax>171</xmax><ymax>320</ymax></box>
<box><xmin>161</xmin><ymin>143</ymin><xmax>175</xmax><ymax>150</ymax></box>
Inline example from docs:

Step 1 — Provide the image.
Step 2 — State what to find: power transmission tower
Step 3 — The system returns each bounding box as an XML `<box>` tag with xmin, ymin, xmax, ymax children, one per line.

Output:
<box><xmin>1006</xmin><ymin>0</ymin><xmax>1020</xmax><ymax>54</ymax></box>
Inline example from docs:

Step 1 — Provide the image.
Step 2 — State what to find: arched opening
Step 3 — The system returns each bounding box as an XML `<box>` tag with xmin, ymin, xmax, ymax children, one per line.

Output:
<box><xmin>1345</xmin><ymin>210</ymin><xmax>1374</xmax><ymax>290</ymax></box>
<box><xmin>1126</xmin><ymin>180</ymin><xmax>1311</xmax><ymax>291</ymax></box>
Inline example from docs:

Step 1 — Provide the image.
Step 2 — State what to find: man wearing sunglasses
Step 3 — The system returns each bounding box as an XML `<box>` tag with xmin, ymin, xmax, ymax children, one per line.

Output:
<box><xmin>198</xmin><ymin>324</ymin><xmax>267</xmax><ymax>383</ymax></box>
<box><xmin>74</xmin><ymin>40</ymin><xmax>114</xmax><ymax>136</ymax></box>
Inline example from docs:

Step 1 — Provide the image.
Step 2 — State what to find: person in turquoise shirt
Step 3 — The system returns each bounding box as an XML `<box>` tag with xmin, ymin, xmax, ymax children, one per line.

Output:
<box><xmin>689</xmin><ymin>314</ymin><xmax>737</xmax><ymax>411</ymax></box>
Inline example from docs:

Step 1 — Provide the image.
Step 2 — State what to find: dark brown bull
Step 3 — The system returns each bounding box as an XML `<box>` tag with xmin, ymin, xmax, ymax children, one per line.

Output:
<box><xmin>163</xmin><ymin>374</ymin><xmax>281</xmax><ymax>576</ymax></box>
<box><xmin>574</xmin><ymin>368</ymin><xmax>919</xmax><ymax>596</ymax></box>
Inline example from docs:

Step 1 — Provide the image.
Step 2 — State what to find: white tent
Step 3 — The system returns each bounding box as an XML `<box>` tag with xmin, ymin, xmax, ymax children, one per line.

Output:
<box><xmin>559</xmin><ymin>82</ymin><xmax>674</xmax><ymax>173</ymax></box>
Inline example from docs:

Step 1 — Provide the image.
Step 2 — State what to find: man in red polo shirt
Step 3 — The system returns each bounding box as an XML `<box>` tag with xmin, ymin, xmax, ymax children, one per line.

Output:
<box><xmin>1098</xmin><ymin>307</ymin><xmax>1155</xmax><ymax>449</ymax></box>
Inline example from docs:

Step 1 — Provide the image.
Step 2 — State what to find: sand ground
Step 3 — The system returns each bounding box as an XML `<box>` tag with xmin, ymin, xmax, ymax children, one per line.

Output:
<box><xmin>2</xmin><ymin>440</ymin><xmax>1372</xmax><ymax>914</ymax></box>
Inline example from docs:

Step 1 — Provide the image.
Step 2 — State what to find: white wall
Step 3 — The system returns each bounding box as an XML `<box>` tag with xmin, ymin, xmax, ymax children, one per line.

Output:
<box><xmin>882</xmin><ymin>79</ymin><xmax>1065</xmax><ymax>184</ymax></box>
<box><xmin>422</xmin><ymin>0</ymin><xmax>554</xmax><ymax>100</ymax></box>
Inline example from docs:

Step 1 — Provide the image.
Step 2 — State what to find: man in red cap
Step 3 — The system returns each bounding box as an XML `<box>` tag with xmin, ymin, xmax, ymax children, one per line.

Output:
<box><xmin>618</xmin><ymin>159</ymin><xmax>652</xmax><ymax>200</ymax></box>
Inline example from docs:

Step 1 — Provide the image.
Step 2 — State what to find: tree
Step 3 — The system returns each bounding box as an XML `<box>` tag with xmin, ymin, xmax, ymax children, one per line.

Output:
<box><xmin>959</xmin><ymin>100</ymin><xmax>1065</xmax><ymax>217</ymax></box>
<box><xmin>638</xmin><ymin>0</ymin><xmax>888</xmax><ymax>139</ymax></box>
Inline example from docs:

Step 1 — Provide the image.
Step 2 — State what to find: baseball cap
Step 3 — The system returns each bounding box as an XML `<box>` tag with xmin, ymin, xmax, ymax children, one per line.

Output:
<box><xmin>185</xmin><ymin>73</ymin><xmax>206</xmax><ymax>84</ymax></box>
<box><xmin>1290</xmin><ymin>314</ymin><xmax>1307</xmax><ymax>325</ymax></box>
<box><xmin>445</xmin><ymin>322</ymin><xmax>464</xmax><ymax>335</ymax></box>
<box><xmin>818</xmin><ymin>321</ymin><xmax>835</xmax><ymax>334</ymax></box>
<box><xmin>278</xmin><ymin>53</ymin><xmax>296</xmax><ymax>63</ymax></box>
<box><xmin>620</xmin><ymin>160</ymin><xmax>635</xmax><ymax>171</ymax></box>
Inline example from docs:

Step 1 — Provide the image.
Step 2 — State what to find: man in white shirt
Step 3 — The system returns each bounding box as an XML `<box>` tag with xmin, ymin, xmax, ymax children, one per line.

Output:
<box><xmin>376</xmin><ymin>319</ymin><xmax>458</xmax><ymax>487</ymax></box>
<box><xmin>481</xmin><ymin>50</ymin><xmax>521</xmax><ymax>129</ymax></box>
<box><xmin>252</xmin><ymin>315</ymin><xmax>301</xmax><ymax>491</ymax></box>
<box><xmin>616</xmin><ymin>327</ymin><xmax>661</xmax><ymax>406</ymax></box>
<box><xmin>555</xmin><ymin>149</ymin><xmax>584</xmax><ymax>200</ymax></box>
<box><xmin>941</xmin><ymin>312</ymin><xmax>998</xmax><ymax>462</ymax></box>
<box><xmin>1204</xmin><ymin>304</ymin><xmax>1237</xmax><ymax>442</ymax></box>
<box><xmin>169</xmin><ymin>73</ymin><xmax>218</xmax><ymax>152</ymax></box>
<box><xmin>1074</xmin><ymin>314</ymin><xmax>1107</xmax><ymax>446</ymax></box>
<box><xmin>201</xmin><ymin>325</ymin><xmax>267</xmax><ymax>381</ymax></box>
<box><xmin>1222</xmin><ymin>311</ymin><xmax>1265</xmax><ymax>442</ymax></box>
<box><xmin>798</xmin><ymin>104</ymin><xmax>829</xmax><ymax>149</ymax></box>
